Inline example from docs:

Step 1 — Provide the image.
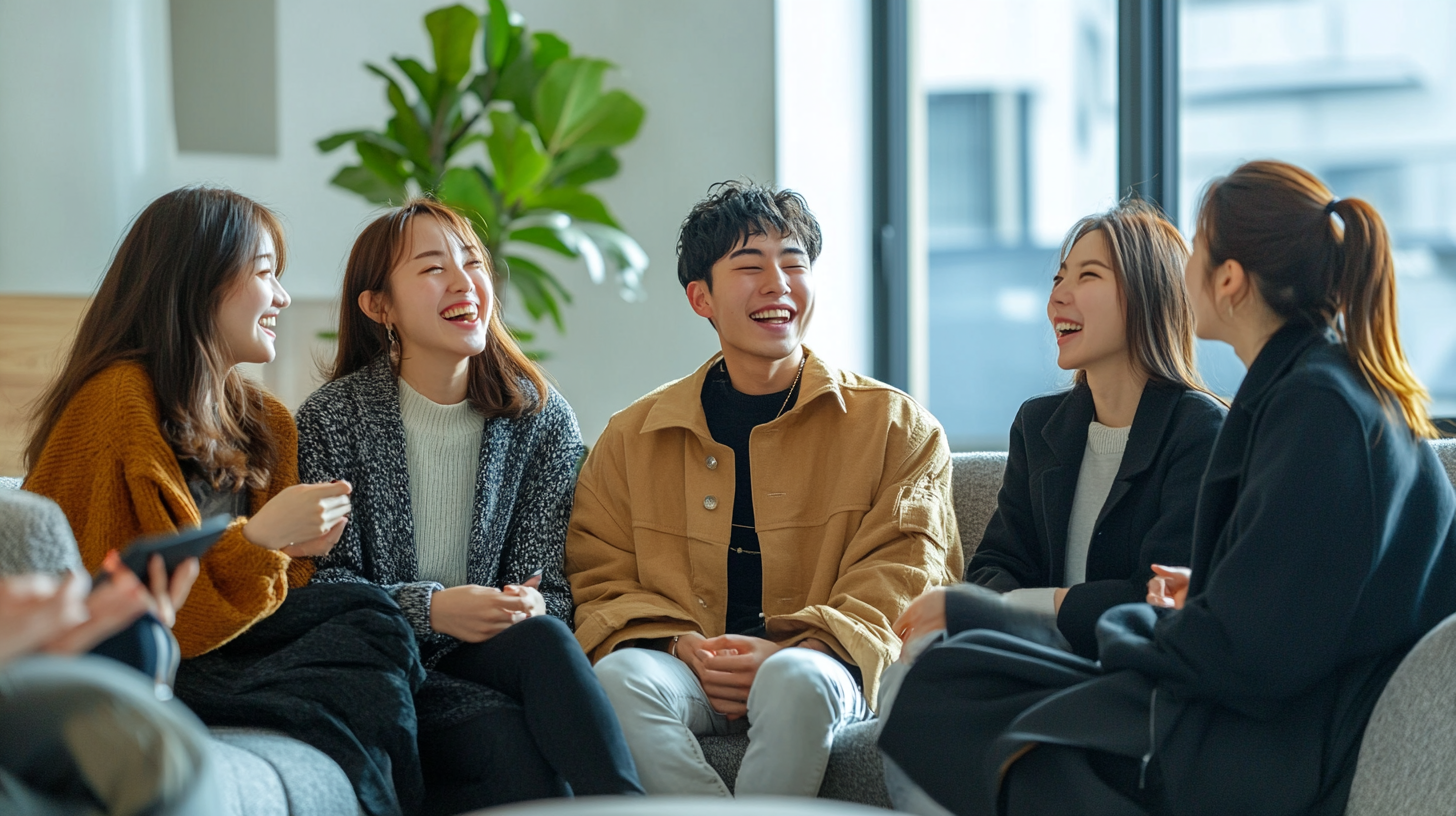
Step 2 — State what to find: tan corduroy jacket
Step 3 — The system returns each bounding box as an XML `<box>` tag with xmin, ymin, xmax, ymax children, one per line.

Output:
<box><xmin>566</xmin><ymin>350</ymin><xmax>962</xmax><ymax>704</ymax></box>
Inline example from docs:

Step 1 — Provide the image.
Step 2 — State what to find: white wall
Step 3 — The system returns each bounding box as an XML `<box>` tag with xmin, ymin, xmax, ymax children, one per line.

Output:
<box><xmin>775</xmin><ymin>0</ymin><xmax>873</xmax><ymax>377</ymax></box>
<box><xmin>0</xmin><ymin>0</ymin><xmax>781</xmax><ymax>445</ymax></box>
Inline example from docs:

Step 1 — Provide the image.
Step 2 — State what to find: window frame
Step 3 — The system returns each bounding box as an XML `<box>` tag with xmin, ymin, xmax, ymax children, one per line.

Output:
<box><xmin>870</xmin><ymin>0</ymin><xmax>1180</xmax><ymax>385</ymax></box>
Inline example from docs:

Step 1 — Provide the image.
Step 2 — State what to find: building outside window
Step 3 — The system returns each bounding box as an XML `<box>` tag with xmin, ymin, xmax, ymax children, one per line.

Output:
<box><xmin>921</xmin><ymin>0</ymin><xmax>1456</xmax><ymax>450</ymax></box>
<box><xmin>919</xmin><ymin>0</ymin><xmax>1118</xmax><ymax>450</ymax></box>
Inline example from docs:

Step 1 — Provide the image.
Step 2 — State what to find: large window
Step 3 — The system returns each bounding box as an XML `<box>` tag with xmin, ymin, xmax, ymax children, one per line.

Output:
<box><xmin>1179</xmin><ymin>0</ymin><xmax>1456</xmax><ymax>414</ymax></box>
<box><xmin>907</xmin><ymin>0</ymin><xmax>1456</xmax><ymax>450</ymax></box>
<box><xmin>918</xmin><ymin>0</ymin><xmax>1119</xmax><ymax>450</ymax></box>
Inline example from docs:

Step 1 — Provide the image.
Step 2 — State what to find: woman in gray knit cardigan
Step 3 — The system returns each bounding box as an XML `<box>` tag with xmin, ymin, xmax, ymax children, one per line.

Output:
<box><xmin>296</xmin><ymin>201</ymin><xmax>642</xmax><ymax>810</ymax></box>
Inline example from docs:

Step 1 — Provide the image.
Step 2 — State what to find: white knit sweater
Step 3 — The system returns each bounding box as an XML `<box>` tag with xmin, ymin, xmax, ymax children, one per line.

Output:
<box><xmin>398</xmin><ymin>379</ymin><xmax>485</xmax><ymax>588</ymax></box>
<box><xmin>1004</xmin><ymin>420</ymin><xmax>1130</xmax><ymax>620</ymax></box>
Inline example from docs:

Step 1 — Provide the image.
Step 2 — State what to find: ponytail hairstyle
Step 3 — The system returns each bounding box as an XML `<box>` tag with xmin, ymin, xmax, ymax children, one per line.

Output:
<box><xmin>329</xmin><ymin>199</ymin><xmax>548</xmax><ymax>418</ymax></box>
<box><xmin>1196</xmin><ymin>159</ymin><xmax>1436</xmax><ymax>438</ymax></box>
<box><xmin>26</xmin><ymin>186</ymin><xmax>286</xmax><ymax>488</ymax></box>
<box><xmin>1061</xmin><ymin>198</ymin><xmax>1216</xmax><ymax>399</ymax></box>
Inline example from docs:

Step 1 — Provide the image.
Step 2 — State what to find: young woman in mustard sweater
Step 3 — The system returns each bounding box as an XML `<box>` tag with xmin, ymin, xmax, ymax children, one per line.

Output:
<box><xmin>24</xmin><ymin>187</ymin><xmax>349</xmax><ymax>655</ymax></box>
<box><xmin>24</xmin><ymin>187</ymin><xmax>425</xmax><ymax>816</ymax></box>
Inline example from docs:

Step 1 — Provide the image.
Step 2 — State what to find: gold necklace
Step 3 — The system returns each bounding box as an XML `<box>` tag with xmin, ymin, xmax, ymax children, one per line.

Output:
<box><xmin>718</xmin><ymin>352</ymin><xmax>806</xmax><ymax>557</ymax></box>
<box><xmin>775</xmin><ymin>353</ymin><xmax>808</xmax><ymax>419</ymax></box>
<box><xmin>717</xmin><ymin>352</ymin><xmax>808</xmax><ymax>419</ymax></box>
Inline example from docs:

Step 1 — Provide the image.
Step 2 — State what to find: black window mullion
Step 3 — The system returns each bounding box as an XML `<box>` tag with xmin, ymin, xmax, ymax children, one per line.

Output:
<box><xmin>871</xmin><ymin>0</ymin><xmax>910</xmax><ymax>391</ymax></box>
<box><xmin>1118</xmin><ymin>0</ymin><xmax>1180</xmax><ymax>222</ymax></box>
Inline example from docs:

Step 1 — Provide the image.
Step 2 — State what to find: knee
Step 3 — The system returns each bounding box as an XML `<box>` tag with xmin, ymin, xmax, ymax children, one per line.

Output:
<box><xmin>752</xmin><ymin>648</ymin><xmax>839</xmax><ymax>710</ymax></box>
<box><xmin>516</xmin><ymin>614</ymin><xmax>582</xmax><ymax>657</ymax></box>
<box><xmin>593</xmin><ymin>648</ymin><xmax>667</xmax><ymax>699</ymax></box>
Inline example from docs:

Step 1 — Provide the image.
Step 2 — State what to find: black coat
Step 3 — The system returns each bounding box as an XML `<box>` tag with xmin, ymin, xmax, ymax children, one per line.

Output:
<box><xmin>882</xmin><ymin>323</ymin><xmax>1456</xmax><ymax>816</ymax></box>
<box><xmin>963</xmin><ymin>380</ymin><xmax>1225</xmax><ymax>656</ymax></box>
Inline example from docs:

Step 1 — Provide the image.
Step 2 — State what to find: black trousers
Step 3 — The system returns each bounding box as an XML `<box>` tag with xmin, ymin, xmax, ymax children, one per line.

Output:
<box><xmin>419</xmin><ymin>615</ymin><xmax>642</xmax><ymax>811</ymax></box>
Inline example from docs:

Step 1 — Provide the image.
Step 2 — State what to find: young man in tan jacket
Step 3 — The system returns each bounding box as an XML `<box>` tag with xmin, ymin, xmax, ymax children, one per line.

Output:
<box><xmin>566</xmin><ymin>181</ymin><xmax>962</xmax><ymax>797</ymax></box>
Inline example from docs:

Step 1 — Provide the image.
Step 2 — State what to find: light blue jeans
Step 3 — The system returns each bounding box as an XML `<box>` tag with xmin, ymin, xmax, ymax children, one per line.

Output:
<box><xmin>594</xmin><ymin>646</ymin><xmax>870</xmax><ymax>796</ymax></box>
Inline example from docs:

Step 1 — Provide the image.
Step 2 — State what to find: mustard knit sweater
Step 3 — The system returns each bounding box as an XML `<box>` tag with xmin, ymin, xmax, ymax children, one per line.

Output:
<box><xmin>24</xmin><ymin>361</ymin><xmax>312</xmax><ymax>657</ymax></box>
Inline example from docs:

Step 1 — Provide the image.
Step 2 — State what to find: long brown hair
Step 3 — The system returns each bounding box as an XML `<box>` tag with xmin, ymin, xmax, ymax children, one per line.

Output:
<box><xmin>1196</xmin><ymin>160</ymin><xmax>1436</xmax><ymax>438</ymax></box>
<box><xmin>26</xmin><ymin>186</ymin><xmax>286</xmax><ymax>488</ymax></box>
<box><xmin>330</xmin><ymin>199</ymin><xmax>548</xmax><ymax>417</ymax></box>
<box><xmin>1061</xmin><ymin>198</ymin><xmax>1215</xmax><ymax>398</ymax></box>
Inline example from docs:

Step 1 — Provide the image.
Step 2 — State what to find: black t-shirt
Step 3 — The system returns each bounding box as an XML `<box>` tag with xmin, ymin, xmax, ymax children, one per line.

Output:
<box><xmin>700</xmin><ymin>362</ymin><xmax>797</xmax><ymax>635</ymax></box>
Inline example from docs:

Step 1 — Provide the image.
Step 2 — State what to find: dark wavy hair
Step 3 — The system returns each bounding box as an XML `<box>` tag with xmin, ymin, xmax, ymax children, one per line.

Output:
<box><xmin>676</xmin><ymin>180</ymin><xmax>823</xmax><ymax>289</ymax></box>
<box><xmin>27</xmin><ymin>186</ymin><xmax>286</xmax><ymax>489</ymax></box>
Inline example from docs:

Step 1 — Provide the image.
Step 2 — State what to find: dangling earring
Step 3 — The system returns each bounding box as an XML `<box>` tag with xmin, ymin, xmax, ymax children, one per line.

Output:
<box><xmin>386</xmin><ymin>324</ymin><xmax>398</xmax><ymax>359</ymax></box>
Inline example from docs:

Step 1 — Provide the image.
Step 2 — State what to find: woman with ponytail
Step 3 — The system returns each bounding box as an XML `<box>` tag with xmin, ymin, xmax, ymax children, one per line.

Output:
<box><xmin>879</xmin><ymin>160</ymin><xmax>1456</xmax><ymax>816</ymax></box>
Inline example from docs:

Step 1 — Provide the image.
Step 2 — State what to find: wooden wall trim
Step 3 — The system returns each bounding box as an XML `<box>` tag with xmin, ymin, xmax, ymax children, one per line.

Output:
<box><xmin>0</xmin><ymin>296</ymin><xmax>89</xmax><ymax>477</ymax></box>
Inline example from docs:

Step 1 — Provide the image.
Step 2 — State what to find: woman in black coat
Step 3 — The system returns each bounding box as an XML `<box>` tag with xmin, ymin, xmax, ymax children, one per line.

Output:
<box><xmin>893</xmin><ymin>199</ymin><xmax>1225</xmax><ymax>663</ymax></box>
<box><xmin>880</xmin><ymin>161</ymin><xmax>1456</xmax><ymax>816</ymax></box>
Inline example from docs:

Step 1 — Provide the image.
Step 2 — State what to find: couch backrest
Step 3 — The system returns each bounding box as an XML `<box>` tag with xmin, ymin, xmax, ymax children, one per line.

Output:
<box><xmin>948</xmin><ymin>439</ymin><xmax>1456</xmax><ymax>566</ymax></box>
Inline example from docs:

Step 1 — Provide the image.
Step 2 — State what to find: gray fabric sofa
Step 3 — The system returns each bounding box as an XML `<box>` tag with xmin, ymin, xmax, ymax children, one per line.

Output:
<box><xmin>8</xmin><ymin>440</ymin><xmax>1456</xmax><ymax>813</ymax></box>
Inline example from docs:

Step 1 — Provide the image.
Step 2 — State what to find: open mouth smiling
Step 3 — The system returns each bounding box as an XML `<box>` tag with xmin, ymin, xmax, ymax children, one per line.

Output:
<box><xmin>441</xmin><ymin>302</ymin><xmax>479</xmax><ymax>323</ymax></box>
<box><xmin>750</xmin><ymin>307</ymin><xmax>795</xmax><ymax>325</ymax></box>
<box><xmin>1055</xmin><ymin>320</ymin><xmax>1083</xmax><ymax>338</ymax></box>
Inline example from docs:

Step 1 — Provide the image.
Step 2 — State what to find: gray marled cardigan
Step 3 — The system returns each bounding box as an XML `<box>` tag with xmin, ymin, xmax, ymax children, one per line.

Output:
<box><xmin>296</xmin><ymin>356</ymin><xmax>584</xmax><ymax>668</ymax></box>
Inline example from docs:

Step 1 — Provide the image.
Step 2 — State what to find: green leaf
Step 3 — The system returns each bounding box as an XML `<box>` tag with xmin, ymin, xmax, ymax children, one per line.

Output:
<box><xmin>532</xmin><ymin>32</ymin><xmax>570</xmax><ymax>70</ymax></box>
<box><xmin>551</xmin><ymin>146</ymin><xmax>620</xmax><ymax>187</ymax></box>
<box><xmin>558</xmin><ymin>90</ymin><xmax>645</xmax><ymax>151</ymax></box>
<box><xmin>533</xmin><ymin>57</ymin><xmax>609</xmax><ymax>153</ymax></box>
<box><xmin>437</xmin><ymin>166</ymin><xmax>501</xmax><ymax>249</ymax></box>
<box><xmin>484</xmin><ymin>110</ymin><xmax>550</xmax><ymax>205</ymax></box>
<box><xmin>425</xmin><ymin>5</ymin><xmax>479</xmax><ymax>89</ymax></box>
<box><xmin>356</xmin><ymin>140</ymin><xmax>409</xmax><ymax>189</ymax></box>
<box><xmin>318</xmin><ymin>130</ymin><xmax>373</xmax><ymax>153</ymax></box>
<box><xmin>330</xmin><ymin>165</ymin><xmax>407</xmax><ymax>204</ymax></box>
<box><xmin>368</xmin><ymin>63</ymin><xmax>434</xmax><ymax>172</ymax></box>
<box><xmin>504</xmin><ymin>254</ymin><xmax>572</xmax><ymax>331</ymax></box>
<box><xmin>509</xmin><ymin>225</ymin><xmax>577</xmax><ymax>257</ymax></box>
<box><xmin>576</xmin><ymin>221</ymin><xmax>649</xmax><ymax>300</ymax></box>
<box><xmin>482</xmin><ymin>0</ymin><xmax>512</xmax><ymax>73</ymax></box>
<box><xmin>524</xmin><ymin>186</ymin><xmax>620</xmax><ymax>228</ymax></box>
<box><xmin>391</xmin><ymin>57</ymin><xmax>439</xmax><ymax>109</ymax></box>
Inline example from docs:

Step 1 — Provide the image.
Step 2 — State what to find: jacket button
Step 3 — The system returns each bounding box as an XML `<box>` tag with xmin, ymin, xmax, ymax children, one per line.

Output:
<box><xmin>697</xmin><ymin>597</ymin><xmax>707</xmax><ymax>607</ymax></box>
<box><xmin>703</xmin><ymin>495</ymin><xmax>718</xmax><ymax>510</ymax></box>
<box><xmin>706</xmin><ymin>456</ymin><xmax>718</xmax><ymax>470</ymax></box>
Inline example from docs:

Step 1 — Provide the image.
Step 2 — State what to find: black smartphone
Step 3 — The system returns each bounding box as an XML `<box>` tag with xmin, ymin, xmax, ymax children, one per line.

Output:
<box><xmin>114</xmin><ymin>514</ymin><xmax>231</xmax><ymax>579</ymax></box>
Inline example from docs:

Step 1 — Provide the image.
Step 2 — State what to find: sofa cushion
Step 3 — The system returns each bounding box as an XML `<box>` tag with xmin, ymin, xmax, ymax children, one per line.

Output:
<box><xmin>950</xmin><ymin>451</ymin><xmax>1006</xmax><ymax>561</ymax></box>
<box><xmin>1346</xmin><ymin>612</ymin><xmax>1456</xmax><ymax>816</ymax></box>
<box><xmin>209</xmin><ymin>735</ymin><xmax>292</xmax><ymax>816</ymax></box>
<box><xmin>210</xmin><ymin>728</ymin><xmax>358</xmax><ymax>816</ymax></box>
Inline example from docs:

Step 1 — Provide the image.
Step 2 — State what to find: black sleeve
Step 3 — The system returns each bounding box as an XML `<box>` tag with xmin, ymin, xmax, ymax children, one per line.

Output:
<box><xmin>966</xmin><ymin>405</ymin><xmax>1044</xmax><ymax>591</ymax></box>
<box><xmin>1057</xmin><ymin>399</ymin><xmax>1221</xmax><ymax>657</ymax></box>
<box><xmin>1099</xmin><ymin>383</ymin><xmax>1379</xmax><ymax>704</ymax></box>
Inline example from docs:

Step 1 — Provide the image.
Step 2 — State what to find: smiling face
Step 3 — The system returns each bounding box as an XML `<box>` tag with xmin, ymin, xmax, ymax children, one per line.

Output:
<box><xmin>216</xmin><ymin>231</ymin><xmax>289</xmax><ymax>367</ymax></box>
<box><xmin>1048</xmin><ymin>229</ymin><xmax>1129</xmax><ymax>374</ymax></box>
<box><xmin>364</xmin><ymin>214</ymin><xmax>492</xmax><ymax>365</ymax></box>
<box><xmin>686</xmin><ymin>229</ymin><xmax>815</xmax><ymax>365</ymax></box>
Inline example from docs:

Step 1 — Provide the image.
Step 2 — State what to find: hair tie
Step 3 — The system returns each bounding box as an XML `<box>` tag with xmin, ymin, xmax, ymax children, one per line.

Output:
<box><xmin>1324</xmin><ymin>198</ymin><xmax>1340</xmax><ymax>215</ymax></box>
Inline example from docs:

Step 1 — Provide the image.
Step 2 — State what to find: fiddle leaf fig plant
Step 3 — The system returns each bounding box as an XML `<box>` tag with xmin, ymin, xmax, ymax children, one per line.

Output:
<box><xmin>318</xmin><ymin>0</ymin><xmax>648</xmax><ymax>333</ymax></box>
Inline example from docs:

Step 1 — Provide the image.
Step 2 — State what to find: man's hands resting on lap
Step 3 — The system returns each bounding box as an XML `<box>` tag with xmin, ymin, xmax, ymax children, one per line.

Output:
<box><xmin>673</xmin><ymin>632</ymin><xmax>835</xmax><ymax>720</ymax></box>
